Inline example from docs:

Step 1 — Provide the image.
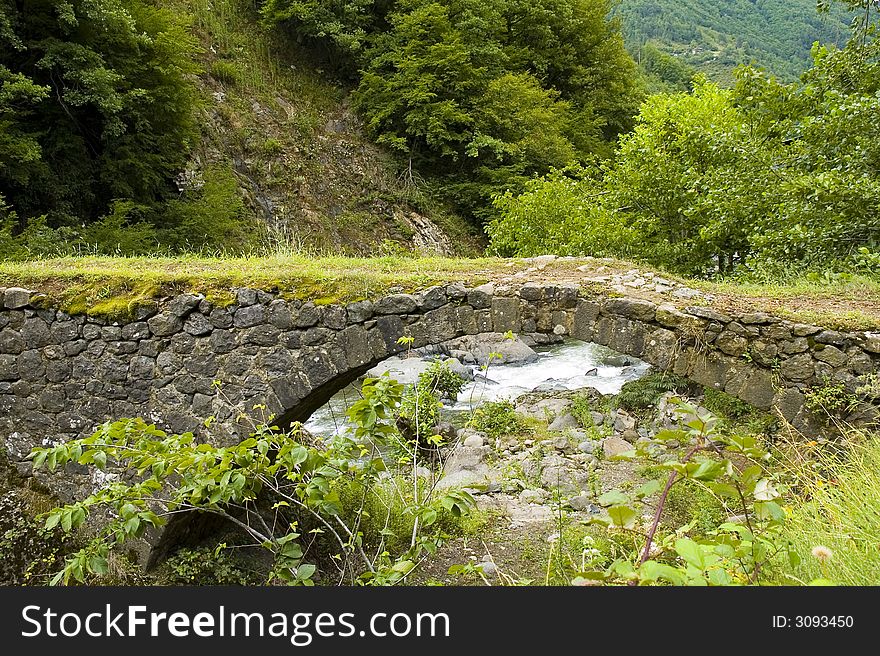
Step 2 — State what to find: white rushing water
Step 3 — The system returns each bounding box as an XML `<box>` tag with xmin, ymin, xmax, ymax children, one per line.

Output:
<box><xmin>302</xmin><ymin>339</ymin><xmax>649</xmax><ymax>437</ymax></box>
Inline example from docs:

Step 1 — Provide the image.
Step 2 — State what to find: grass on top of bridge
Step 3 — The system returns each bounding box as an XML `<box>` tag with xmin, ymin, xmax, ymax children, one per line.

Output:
<box><xmin>1</xmin><ymin>254</ymin><xmax>880</xmax><ymax>331</ymax></box>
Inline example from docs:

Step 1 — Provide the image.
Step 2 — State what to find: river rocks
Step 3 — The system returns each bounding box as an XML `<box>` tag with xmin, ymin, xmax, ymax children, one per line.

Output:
<box><xmin>440</xmin><ymin>333</ymin><xmax>537</xmax><ymax>365</ymax></box>
<box><xmin>539</xmin><ymin>454</ymin><xmax>591</xmax><ymax>495</ymax></box>
<box><xmin>519</xmin><ymin>488</ymin><xmax>549</xmax><ymax>504</ymax></box>
<box><xmin>436</xmin><ymin>443</ymin><xmax>498</xmax><ymax>492</ymax></box>
<box><xmin>516</xmin><ymin>397</ymin><xmax>572</xmax><ymax>421</ymax></box>
<box><xmin>603</xmin><ymin>436</ymin><xmax>634</xmax><ymax>458</ymax></box>
<box><xmin>548</xmin><ymin>413</ymin><xmax>579</xmax><ymax>432</ymax></box>
<box><xmin>577</xmin><ymin>440</ymin><xmax>598</xmax><ymax>455</ymax></box>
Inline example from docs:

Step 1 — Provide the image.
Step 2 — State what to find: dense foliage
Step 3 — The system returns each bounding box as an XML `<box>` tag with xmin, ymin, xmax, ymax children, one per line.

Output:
<box><xmin>488</xmin><ymin>26</ymin><xmax>880</xmax><ymax>276</ymax></box>
<box><xmin>30</xmin><ymin>375</ymin><xmax>474</xmax><ymax>586</ymax></box>
<box><xmin>0</xmin><ymin>0</ymin><xmax>202</xmax><ymax>248</ymax></box>
<box><xmin>264</xmin><ymin>0</ymin><xmax>640</xmax><ymax>222</ymax></box>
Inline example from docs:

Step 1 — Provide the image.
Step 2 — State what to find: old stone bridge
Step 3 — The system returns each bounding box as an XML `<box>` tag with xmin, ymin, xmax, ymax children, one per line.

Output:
<box><xmin>2</xmin><ymin>276</ymin><xmax>879</xmax><ymax>490</ymax></box>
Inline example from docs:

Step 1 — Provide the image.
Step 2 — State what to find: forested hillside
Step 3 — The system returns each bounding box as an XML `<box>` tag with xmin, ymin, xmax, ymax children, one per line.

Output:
<box><xmin>0</xmin><ymin>0</ymin><xmax>481</xmax><ymax>257</ymax></box>
<box><xmin>617</xmin><ymin>0</ymin><xmax>853</xmax><ymax>82</ymax></box>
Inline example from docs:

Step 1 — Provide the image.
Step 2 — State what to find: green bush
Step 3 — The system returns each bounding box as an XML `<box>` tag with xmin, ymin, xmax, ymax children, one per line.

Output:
<box><xmin>615</xmin><ymin>372</ymin><xmax>691</xmax><ymax>411</ymax></box>
<box><xmin>803</xmin><ymin>379</ymin><xmax>858</xmax><ymax>421</ymax></box>
<box><xmin>419</xmin><ymin>359</ymin><xmax>467</xmax><ymax>402</ymax></box>
<box><xmin>468</xmin><ymin>400</ymin><xmax>527</xmax><ymax>438</ymax></box>
<box><xmin>210</xmin><ymin>59</ymin><xmax>242</xmax><ymax>85</ymax></box>
<box><xmin>162</xmin><ymin>546</ymin><xmax>262</xmax><ymax>585</ymax></box>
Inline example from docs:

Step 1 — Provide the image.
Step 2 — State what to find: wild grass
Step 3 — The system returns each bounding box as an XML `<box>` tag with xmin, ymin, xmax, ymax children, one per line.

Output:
<box><xmin>781</xmin><ymin>431</ymin><xmax>880</xmax><ymax>585</ymax></box>
<box><xmin>0</xmin><ymin>254</ymin><xmax>506</xmax><ymax>318</ymax></box>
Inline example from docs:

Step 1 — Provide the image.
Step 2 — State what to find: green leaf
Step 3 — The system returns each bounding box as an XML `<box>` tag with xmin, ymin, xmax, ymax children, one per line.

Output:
<box><xmin>691</xmin><ymin>460</ymin><xmax>725</xmax><ymax>481</ymax></box>
<box><xmin>31</xmin><ymin>450</ymin><xmax>47</xmax><ymax>469</ymax></box>
<box><xmin>674</xmin><ymin>538</ymin><xmax>705</xmax><ymax>569</ymax></box>
<box><xmin>89</xmin><ymin>555</ymin><xmax>109</xmax><ymax>576</ymax></box>
<box><xmin>706</xmin><ymin>482</ymin><xmax>740</xmax><ymax>499</ymax></box>
<box><xmin>93</xmin><ymin>450</ymin><xmax>107</xmax><ymax>469</ymax></box>
<box><xmin>598</xmin><ymin>490</ymin><xmax>629</xmax><ymax>507</ymax></box>
<box><xmin>639</xmin><ymin>560</ymin><xmax>687</xmax><ymax>585</ymax></box>
<box><xmin>297</xmin><ymin>563</ymin><xmax>316</xmax><ymax>580</ymax></box>
<box><xmin>753</xmin><ymin>500</ymin><xmax>785</xmax><ymax>521</ymax></box>
<box><xmin>607</xmin><ymin>505</ymin><xmax>638</xmax><ymax>529</ymax></box>
<box><xmin>635</xmin><ymin>480</ymin><xmax>662</xmax><ymax>498</ymax></box>
<box><xmin>391</xmin><ymin>560</ymin><xmax>415</xmax><ymax>574</ymax></box>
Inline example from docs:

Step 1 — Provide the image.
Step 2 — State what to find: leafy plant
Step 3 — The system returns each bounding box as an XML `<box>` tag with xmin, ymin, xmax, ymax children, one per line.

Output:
<box><xmin>468</xmin><ymin>400</ymin><xmax>527</xmax><ymax>438</ymax></box>
<box><xmin>585</xmin><ymin>399</ymin><xmax>796</xmax><ymax>585</ymax></box>
<box><xmin>30</xmin><ymin>374</ymin><xmax>474</xmax><ymax>586</ymax></box>
<box><xmin>615</xmin><ymin>372</ymin><xmax>691</xmax><ymax>411</ymax></box>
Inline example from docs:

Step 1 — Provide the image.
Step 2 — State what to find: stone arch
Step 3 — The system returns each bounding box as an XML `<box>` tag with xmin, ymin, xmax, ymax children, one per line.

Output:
<box><xmin>2</xmin><ymin>280</ymin><xmax>879</xmax><ymax>563</ymax></box>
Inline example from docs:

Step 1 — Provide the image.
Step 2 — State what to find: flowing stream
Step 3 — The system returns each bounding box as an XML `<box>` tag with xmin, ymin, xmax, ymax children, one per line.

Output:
<box><xmin>303</xmin><ymin>339</ymin><xmax>649</xmax><ymax>437</ymax></box>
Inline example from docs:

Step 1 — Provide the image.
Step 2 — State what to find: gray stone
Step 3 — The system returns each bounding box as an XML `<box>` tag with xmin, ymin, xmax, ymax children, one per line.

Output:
<box><xmin>815</xmin><ymin>330</ymin><xmax>846</xmax><ymax>346</ymax></box>
<box><xmin>210</xmin><ymin>329</ymin><xmax>238</xmax><ymax>353</ymax></box>
<box><xmin>233</xmin><ymin>304</ymin><xmax>265</xmax><ymax>328</ymax></box>
<box><xmin>715</xmin><ymin>331</ymin><xmax>748</xmax><ymax>357</ymax></box>
<box><xmin>209</xmin><ymin>308</ymin><xmax>234</xmax><ymax>329</ymax></box>
<box><xmin>236</xmin><ymin>288</ymin><xmax>258</xmax><ymax>307</ymax></box>
<box><xmin>750</xmin><ymin>340</ymin><xmax>778</xmax><ymax>366</ymax></box>
<box><xmin>18</xmin><ymin>349</ymin><xmax>44</xmax><ymax>381</ymax></box>
<box><xmin>490</xmin><ymin>297</ymin><xmax>520</xmax><ymax>333</ymax></box>
<box><xmin>147</xmin><ymin>313</ymin><xmax>183</xmax><ymax>337</ymax></box>
<box><xmin>121</xmin><ymin>321</ymin><xmax>150</xmax><ymax>341</ymax></box>
<box><xmin>3</xmin><ymin>288</ymin><xmax>32</xmax><ymax>309</ymax></box>
<box><xmin>814</xmin><ymin>345</ymin><xmax>847</xmax><ymax>368</ymax></box>
<box><xmin>243</xmin><ymin>325</ymin><xmax>280</xmax><ymax>347</ymax></box>
<box><xmin>793</xmin><ymin>324</ymin><xmax>821</xmax><ymax>337</ymax></box>
<box><xmin>568</xmin><ymin>495</ymin><xmax>597</xmax><ymax>512</ymax></box>
<box><xmin>548</xmin><ymin>413</ymin><xmax>579</xmax><ymax>431</ymax></box>
<box><xmin>0</xmin><ymin>329</ymin><xmax>24</xmax><ymax>354</ymax></box>
<box><xmin>741</xmin><ymin>312</ymin><xmax>773</xmax><ymax>325</ymax></box>
<box><xmin>101</xmin><ymin>325</ymin><xmax>122</xmax><ymax>341</ymax></box>
<box><xmin>267</xmin><ymin>300</ymin><xmax>294</xmax><ymax>329</ymax></box>
<box><xmin>577</xmin><ymin>440</ymin><xmax>598</xmax><ymax>455</ymax></box>
<box><xmin>346</xmin><ymin>301</ymin><xmax>373</xmax><ymax>324</ymax></box>
<box><xmin>295</xmin><ymin>302</ymin><xmax>321</xmax><ymax>328</ymax></box>
<box><xmin>519</xmin><ymin>283</ymin><xmax>543</xmax><ymax>301</ymax></box>
<box><xmin>686</xmin><ymin>306</ymin><xmax>732</xmax><ymax>323</ymax></box>
<box><xmin>467</xmin><ymin>283</ymin><xmax>494</xmax><ymax>309</ymax></box>
<box><xmin>780</xmin><ymin>337</ymin><xmax>809</xmax><ymax>355</ymax></box>
<box><xmin>603</xmin><ymin>297</ymin><xmax>657</xmax><ymax>322</ymax></box>
<box><xmin>519</xmin><ymin>488</ymin><xmax>549</xmax><ymax>504</ymax></box>
<box><xmin>446</xmin><ymin>282</ymin><xmax>468</xmax><ymax>300</ymax></box>
<box><xmin>184</xmin><ymin>313</ymin><xmax>213</xmax><ymax>336</ymax></box>
<box><xmin>168</xmin><ymin>294</ymin><xmax>202</xmax><ymax>318</ymax></box>
<box><xmin>463</xmin><ymin>434</ymin><xmax>484</xmax><ymax>448</ymax></box>
<box><xmin>603</xmin><ymin>436</ymin><xmax>634</xmax><ymax>458</ymax></box>
<box><xmin>374</xmin><ymin>294</ymin><xmax>419</xmax><ymax>314</ymax></box>
<box><xmin>419</xmin><ymin>286</ymin><xmax>447</xmax><ymax>311</ymax></box>
<box><xmin>171</xmin><ymin>333</ymin><xmax>196</xmax><ymax>353</ymax></box>
<box><xmin>22</xmin><ymin>317</ymin><xmax>52</xmax><ymax>349</ymax></box>
<box><xmin>321</xmin><ymin>305</ymin><xmax>347</xmax><ymax>330</ymax></box>
<box><xmin>780</xmin><ymin>353</ymin><xmax>815</xmax><ymax>381</ymax></box>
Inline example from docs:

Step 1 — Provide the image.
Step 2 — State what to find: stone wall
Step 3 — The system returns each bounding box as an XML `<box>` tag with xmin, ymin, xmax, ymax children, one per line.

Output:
<box><xmin>2</xmin><ymin>281</ymin><xmax>879</xmax><ymax>490</ymax></box>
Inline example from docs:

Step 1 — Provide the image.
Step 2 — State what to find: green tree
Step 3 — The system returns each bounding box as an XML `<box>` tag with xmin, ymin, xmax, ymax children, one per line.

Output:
<box><xmin>0</xmin><ymin>0</ymin><xmax>199</xmax><ymax>233</ymax></box>
<box><xmin>349</xmin><ymin>0</ymin><xmax>639</xmax><ymax>221</ymax></box>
